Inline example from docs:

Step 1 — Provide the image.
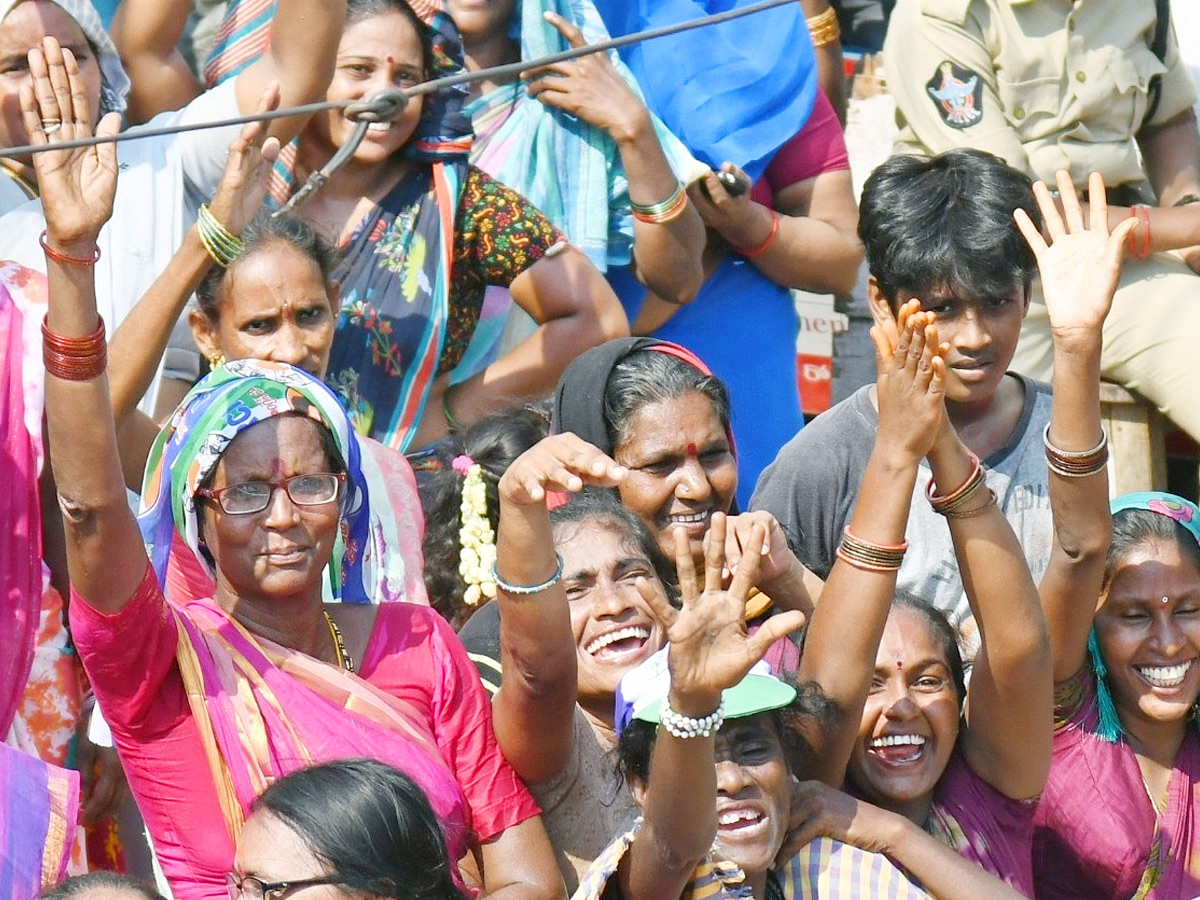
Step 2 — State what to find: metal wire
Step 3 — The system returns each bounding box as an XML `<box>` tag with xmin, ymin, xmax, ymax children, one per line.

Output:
<box><xmin>0</xmin><ymin>0</ymin><xmax>798</xmax><ymax>210</ymax></box>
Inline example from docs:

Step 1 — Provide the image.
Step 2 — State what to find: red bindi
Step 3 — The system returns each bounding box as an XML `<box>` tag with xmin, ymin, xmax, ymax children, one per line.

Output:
<box><xmin>686</xmin><ymin>442</ymin><xmax>698</xmax><ymax>457</ymax></box>
<box><xmin>896</xmin><ymin>660</ymin><xmax>903</xmax><ymax>670</ymax></box>
<box><xmin>282</xmin><ymin>300</ymin><xmax>293</xmax><ymax>322</ymax></box>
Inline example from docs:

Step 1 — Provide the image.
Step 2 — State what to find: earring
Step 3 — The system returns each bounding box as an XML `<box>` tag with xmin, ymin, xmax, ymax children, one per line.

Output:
<box><xmin>208</xmin><ymin>353</ymin><xmax>227</xmax><ymax>370</ymax></box>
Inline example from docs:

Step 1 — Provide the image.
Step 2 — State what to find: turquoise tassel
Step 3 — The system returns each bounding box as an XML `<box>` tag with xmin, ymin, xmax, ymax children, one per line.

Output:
<box><xmin>1088</xmin><ymin>629</ymin><xmax>1125</xmax><ymax>743</ymax></box>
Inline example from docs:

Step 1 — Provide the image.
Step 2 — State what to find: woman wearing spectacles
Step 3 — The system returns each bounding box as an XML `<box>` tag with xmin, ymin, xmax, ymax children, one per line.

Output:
<box><xmin>30</xmin><ymin>41</ymin><xmax>562</xmax><ymax>900</ymax></box>
<box><xmin>228</xmin><ymin>759</ymin><xmax>468</xmax><ymax>900</ymax></box>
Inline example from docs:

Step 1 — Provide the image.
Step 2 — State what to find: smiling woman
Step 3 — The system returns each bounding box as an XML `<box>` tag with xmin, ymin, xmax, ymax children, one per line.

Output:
<box><xmin>1033</xmin><ymin>493</ymin><xmax>1200</xmax><ymax>899</ymax></box>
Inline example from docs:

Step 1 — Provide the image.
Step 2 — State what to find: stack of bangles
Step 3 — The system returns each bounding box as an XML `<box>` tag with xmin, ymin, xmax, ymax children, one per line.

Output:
<box><xmin>197</xmin><ymin>204</ymin><xmax>246</xmax><ymax>267</ymax></box>
<box><xmin>1043</xmin><ymin>424</ymin><xmax>1109</xmax><ymax>477</ymax></box>
<box><xmin>631</xmin><ymin>182</ymin><xmax>689</xmax><ymax>226</ymax></box>
<box><xmin>43</xmin><ymin>314</ymin><xmax>107</xmax><ymax>381</ymax></box>
<box><xmin>806</xmin><ymin>6</ymin><xmax>840</xmax><ymax>48</ymax></box>
<box><xmin>1127</xmin><ymin>204</ymin><xmax>1151</xmax><ymax>260</ymax></box>
<box><xmin>836</xmin><ymin>526</ymin><xmax>907</xmax><ymax>573</ymax></box>
<box><xmin>926</xmin><ymin>453</ymin><xmax>996</xmax><ymax>518</ymax></box>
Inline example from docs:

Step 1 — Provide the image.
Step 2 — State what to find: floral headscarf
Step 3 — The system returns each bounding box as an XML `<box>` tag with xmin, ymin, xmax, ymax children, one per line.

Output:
<box><xmin>0</xmin><ymin>0</ymin><xmax>129</xmax><ymax>116</ymax></box>
<box><xmin>1089</xmin><ymin>491</ymin><xmax>1200</xmax><ymax>741</ymax></box>
<box><xmin>138</xmin><ymin>360</ymin><xmax>374</xmax><ymax>603</ymax></box>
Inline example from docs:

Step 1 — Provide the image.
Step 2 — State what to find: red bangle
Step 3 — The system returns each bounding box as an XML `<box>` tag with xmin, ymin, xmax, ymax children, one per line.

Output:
<box><xmin>39</xmin><ymin>230</ymin><xmax>100</xmax><ymax>267</ymax></box>
<box><xmin>736</xmin><ymin>211</ymin><xmax>780</xmax><ymax>257</ymax></box>
<box><xmin>42</xmin><ymin>314</ymin><xmax>107</xmax><ymax>381</ymax></box>
<box><xmin>1127</xmin><ymin>206</ymin><xmax>1151</xmax><ymax>261</ymax></box>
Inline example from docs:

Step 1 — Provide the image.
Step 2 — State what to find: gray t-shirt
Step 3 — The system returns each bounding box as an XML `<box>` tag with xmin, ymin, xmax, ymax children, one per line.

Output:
<box><xmin>750</xmin><ymin>375</ymin><xmax>1053</xmax><ymax>653</ymax></box>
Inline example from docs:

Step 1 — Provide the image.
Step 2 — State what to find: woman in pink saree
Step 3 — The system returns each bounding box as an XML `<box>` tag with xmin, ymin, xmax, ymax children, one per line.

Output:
<box><xmin>29</xmin><ymin>37</ymin><xmax>561</xmax><ymax>900</ymax></box>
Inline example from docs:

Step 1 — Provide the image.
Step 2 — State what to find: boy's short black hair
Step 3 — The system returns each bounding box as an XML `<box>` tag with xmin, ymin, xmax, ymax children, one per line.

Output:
<box><xmin>859</xmin><ymin>148</ymin><xmax>1041</xmax><ymax>309</ymax></box>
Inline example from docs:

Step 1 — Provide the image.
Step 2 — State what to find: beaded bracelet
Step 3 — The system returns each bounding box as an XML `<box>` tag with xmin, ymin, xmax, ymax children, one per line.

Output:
<box><xmin>660</xmin><ymin>698</ymin><xmax>726</xmax><ymax>739</ymax></box>
<box><xmin>42</xmin><ymin>314</ymin><xmax>107</xmax><ymax>381</ymax></box>
<box><xmin>926</xmin><ymin>454</ymin><xmax>987</xmax><ymax>515</ymax></box>
<box><xmin>492</xmin><ymin>553</ymin><xmax>564</xmax><ymax>596</ymax></box>
<box><xmin>836</xmin><ymin>525</ymin><xmax>907</xmax><ymax>572</ymax></box>
<box><xmin>632</xmin><ymin>183</ymin><xmax>689</xmax><ymax>225</ymax></box>
<box><xmin>735</xmin><ymin>211</ymin><xmax>780</xmax><ymax>257</ymax></box>
<box><xmin>806</xmin><ymin>6</ymin><xmax>840</xmax><ymax>48</ymax></box>
<box><xmin>197</xmin><ymin>204</ymin><xmax>246</xmax><ymax>267</ymax></box>
<box><xmin>39</xmin><ymin>231</ymin><xmax>100</xmax><ymax>267</ymax></box>
<box><xmin>1043</xmin><ymin>424</ymin><xmax>1109</xmax><ymax>477</ymax></box>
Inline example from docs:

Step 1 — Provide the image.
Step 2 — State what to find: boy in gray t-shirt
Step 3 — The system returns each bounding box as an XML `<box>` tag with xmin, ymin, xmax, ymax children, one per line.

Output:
<box><xmin>752</xmin><ymin>149</ymin><xmax>1049</xmax><ymax>652</ymax></box>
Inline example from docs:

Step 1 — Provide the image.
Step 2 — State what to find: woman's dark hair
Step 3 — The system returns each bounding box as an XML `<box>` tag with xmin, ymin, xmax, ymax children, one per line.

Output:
<box><xmin>1103</xmin><ymin>508</ymin><xmax>1200</xmax><ymax>591</ymax></box>
<box><xmin>892</xmin><ymin>592</ymin><xmax>967</xmax><ymax>704</ymax></box>
<box><xmin>420</xmin><ymin>406</ymin><xmax>549</xmax><ymax>629</ymax></box>
<box><xmin>603</xmin><ymin>349</ymin><xmax>732</xmax><ymax>452</ymax></box>
<box><xmin>194</xmin><ymin>213</ymin><xmax>338</xmax><ymax>323</ymax></box>
<box><xmin>252</xmin><ymin>759</ymin><xmax>468</xmax><ymax>900</ymax></box>
<box><xmin>39</xmin><ymin>872</ymin><xmax>165</xmax><ymax>900</ymax></box>
<box><xmin>859</xmin><ymin>148</ymin><xmax>1040</xmax><ymax>310</ymax></box>
<box><xmin>549</xmin><ymin>488</ymin><xmax>678</xmax><ymax>598</ymax></box>
<box><xmin>345</xmin><ymin>0</ymin><xmax>434</xmax><ymax>73</ymax></box>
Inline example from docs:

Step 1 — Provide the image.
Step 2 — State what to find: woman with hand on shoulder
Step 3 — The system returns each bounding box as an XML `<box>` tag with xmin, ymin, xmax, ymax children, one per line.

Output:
<box><xmin>31</xmin><ymin>53</ymin><xmax>561</xmax><ymax>900</ymax></box>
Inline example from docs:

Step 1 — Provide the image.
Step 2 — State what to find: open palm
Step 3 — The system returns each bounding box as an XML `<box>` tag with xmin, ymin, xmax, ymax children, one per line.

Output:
<box><xmin>1015</xmin><ymin>171</ymin><xmax>1138</xmax><ymax>339</ymax></box>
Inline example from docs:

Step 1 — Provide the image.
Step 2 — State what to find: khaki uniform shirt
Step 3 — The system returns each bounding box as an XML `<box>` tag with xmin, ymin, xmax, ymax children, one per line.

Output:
<box><xmin>885</xmin><ymin>0</ymin><xmax>1198</xmax><ymax>193</ymax></box>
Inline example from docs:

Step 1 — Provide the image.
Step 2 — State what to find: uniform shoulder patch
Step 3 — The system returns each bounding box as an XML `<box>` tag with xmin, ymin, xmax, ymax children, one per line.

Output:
<box><xmin>926</xmin><ymin>61</ymin><xmax>984</xmax><ymax>129</ymax></box>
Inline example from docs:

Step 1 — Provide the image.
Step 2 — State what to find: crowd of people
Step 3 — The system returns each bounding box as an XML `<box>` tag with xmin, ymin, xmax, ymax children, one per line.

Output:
<box><xmin>6</xmin><ymin>0</ymin><xmax>1200</xmax><ymax>898</ymax></box>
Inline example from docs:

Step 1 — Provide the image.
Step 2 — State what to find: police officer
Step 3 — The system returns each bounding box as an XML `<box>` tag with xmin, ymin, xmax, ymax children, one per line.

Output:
<box><xmin>884</xmin><ymin>0</ymin><xmax>1200</xmax><ymax>445</ymax></box>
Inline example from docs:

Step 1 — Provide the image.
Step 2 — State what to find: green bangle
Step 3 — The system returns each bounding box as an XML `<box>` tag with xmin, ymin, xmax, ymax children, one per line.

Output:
<box><xmin>630</xmin><ymin>182</ymin><xmax>685</xmax><ymax>218</ymax></box>
<box><xmin>492</xmin><ymin>553</ymin><xmax>564</xmax><ymax>595</ymax></box>
<box><xmin>197</xmin><ymin>204</ymin><xmax>245</xmax><ymax>268</ymax></box>
<box><xmin>443</xmin><ymin>386</ymin><xmax>463</xmax><ymax>431</ymax></box>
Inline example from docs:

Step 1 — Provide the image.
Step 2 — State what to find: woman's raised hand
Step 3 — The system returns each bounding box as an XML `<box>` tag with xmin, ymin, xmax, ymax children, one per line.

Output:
<box><xmin>21</xmin><ymin>37</ymin><xmax>120</xmax><ymax>246</ymax></box>
<box><xmin>637</xmin><ymin>513</ymin><xmax>806</xmax><ymax>714</ymax></box>
<box><xmin>208</xmin><ymin>84</ymin><xmax>282</xmax><ymax>236</ymax></box>
<box><xmin>498</xmin><ymin>432</ymin><xmax>627</xmax><ymax>507</ymax></box>
<box><xmin>522</xmin><ymin>12</ymin><xmax>650</xmax><ymax>143</ymax></box>
<box><xmin>1015</xmin><ymin>170</ymin><xmax>1136</xmax><ymax>347</ymax></box>
<box><xmin>872</xmin><ymin>300</ymin><xmax>948</xmax><ymax>462</ymax></box>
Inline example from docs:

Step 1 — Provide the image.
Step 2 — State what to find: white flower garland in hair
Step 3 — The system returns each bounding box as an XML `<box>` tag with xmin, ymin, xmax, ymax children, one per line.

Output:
<box><xmin>453</xmin><ymin>455</ymin><xmax>498</xmax><ymax>607</ymax></box>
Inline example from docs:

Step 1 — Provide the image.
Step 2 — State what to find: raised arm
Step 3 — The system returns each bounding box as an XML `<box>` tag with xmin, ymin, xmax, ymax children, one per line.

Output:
<box><xmin>921</xmin><ymin>399</ymin><xmax>1050</xmax><ymax>799</ymax></box>
<box><xmin>1015</xmin><ymin>171</ymin><xmax>1136</xmax><ymax>683</ymax></box>
<box><xmin>523</xmin><ymin>13</ymin><xmax>705</xmax><ymax>305</ymax></box>
<box><xmin>232</xmin><ymin>0</ymin><xmax>346</xmax><ymax>144</ymax></box>
<box><xmin>620</xmin><ymin>517</ymin><xmax>805</xmax><ymax>900</ymax></box>
<box><xmin>490</xmin><ymin>433</ymin><xmax>628</xmax><ymax>784</ymax></box>
<box><xmin>109</xmin><ymin>0</ymin><xmax>200</xmax><ymax>123</ymax></box>
<box><xmin>29</xmin><ymin>38</ymin><xmax>147</xmax><ymax>613</ymax></box>
<box><xmin>106</xmin><ymin>101</ymin><xmax>281</xmax><ymax>490</ymax></box>
<box><xmin>795</xmin><ymin>305</ymin><xmax>947</xmax><ymax>786</ymax></box>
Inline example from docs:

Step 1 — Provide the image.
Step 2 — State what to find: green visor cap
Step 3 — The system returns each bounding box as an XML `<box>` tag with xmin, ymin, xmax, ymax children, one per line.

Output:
<box><xmin>636</xmin><ymin>673</ymin><xmax>798</xmax><ymax>725</ymax></box>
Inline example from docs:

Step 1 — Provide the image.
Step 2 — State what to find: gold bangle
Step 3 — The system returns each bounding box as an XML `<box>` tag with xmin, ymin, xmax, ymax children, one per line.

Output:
<box><xmin>196</xmin><ymin>204</ymin><xmax>245</xmax><ymax>268</ymax></box>
<box><xmin>806</xmin><ymin>6</ymin><xmax>840</xmax><ymax>48</ymax></box>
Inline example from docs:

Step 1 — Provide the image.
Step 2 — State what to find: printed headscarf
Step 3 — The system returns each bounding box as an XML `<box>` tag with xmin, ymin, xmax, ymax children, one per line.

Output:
<box><xmin>1089</xmin><ymin>491</ymin><xmax>1200</xmax><ymax>742</ymax></box>
<box><xmin>138</xmin><ymin>360</ymin><xmax>374</xmax><ymax>603</ymax></box>
<box><xmin>0</xmin><ymin>0</ymin><xmax>130</xmax><ymax>115</ymax></box>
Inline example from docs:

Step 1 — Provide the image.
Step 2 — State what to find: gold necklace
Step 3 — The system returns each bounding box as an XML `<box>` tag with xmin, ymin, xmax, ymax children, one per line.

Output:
<box><xmin>322</xmin><ymin>611</ymin><xmax>355</xmax><ymax>673</ymax></box>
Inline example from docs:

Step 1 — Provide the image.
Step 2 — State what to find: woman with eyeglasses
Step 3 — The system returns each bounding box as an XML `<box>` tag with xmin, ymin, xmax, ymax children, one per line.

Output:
<box><xmin>229</xmin><ymin>759</ymin><xmax>468</xmax><ymax>900</ymax></box>
<box><xmin>29</xmin><ymin>40</ymin><xmax>562</xmax><ymax>900</ymax></box>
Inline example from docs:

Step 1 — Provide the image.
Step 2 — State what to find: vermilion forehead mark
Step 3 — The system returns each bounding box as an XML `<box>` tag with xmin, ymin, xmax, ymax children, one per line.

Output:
<box><xmin>686</xmin><ymin>442</ymin><xmax>697</xmax><ymax>457</ymax></box>
<box><xmin>282</xmin><ymin>300</ymin><xmax>293</xmax><ymax>321</ymax></box>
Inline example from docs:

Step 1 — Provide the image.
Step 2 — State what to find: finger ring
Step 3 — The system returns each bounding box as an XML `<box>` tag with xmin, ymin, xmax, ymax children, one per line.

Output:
<box><xmin>42</xmin><ymin>120</ymin><xmax>62</xmax><ymax>135</ymax></box>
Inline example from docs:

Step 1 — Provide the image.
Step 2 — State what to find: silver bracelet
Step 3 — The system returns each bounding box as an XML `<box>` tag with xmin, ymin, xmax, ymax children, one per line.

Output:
<box><xmin>660</xmin><ymin>698</ymin><xmax>726</xmax><ymax>739</ymax></box>
<box><xmin>492</xmin><ymin>553</ymin><xmax>563</xmax><ymax>596</ymax></box>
